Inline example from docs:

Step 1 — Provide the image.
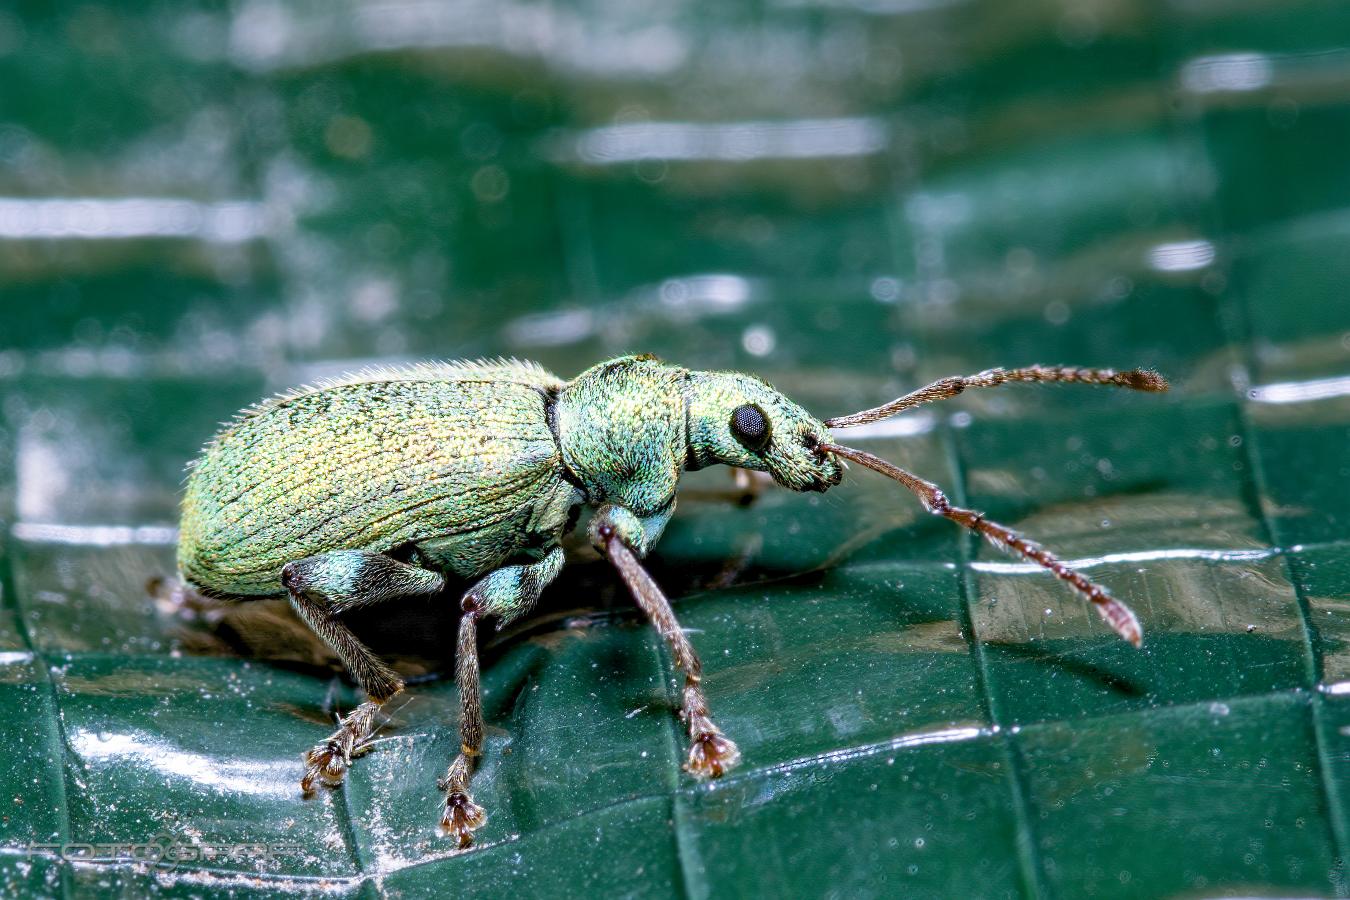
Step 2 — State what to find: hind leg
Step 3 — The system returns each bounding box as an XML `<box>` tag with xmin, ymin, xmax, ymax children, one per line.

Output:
<box><xmin>281</xmin><ymin>550</ymin><xmax>445</xmax><ymax>793</ymax></box>
<box><xmin>439</xmin><ymin>546</ymin><xmax>564</xmax><ymax>847</ymax></box>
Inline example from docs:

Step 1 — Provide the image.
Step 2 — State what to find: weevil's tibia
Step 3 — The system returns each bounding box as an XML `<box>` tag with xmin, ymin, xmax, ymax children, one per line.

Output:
<box><xmin>825</xmin><ymin>444</ymin><xmax>1143</xmax><ymax>648</ymax></box>
<box><xmin>824</xmin><ymin>365</ymin><xmax>1168</xmax><ymax>429</ymax></box>
<box><xmin>600</xmin><ymin>523</ymin><xmax>742</xmax><ymax>777</ymax></box>
<box><xmin>440</xmin><ymin>604</ymin><xmax>487</xmax><ymax>849</ymax></box>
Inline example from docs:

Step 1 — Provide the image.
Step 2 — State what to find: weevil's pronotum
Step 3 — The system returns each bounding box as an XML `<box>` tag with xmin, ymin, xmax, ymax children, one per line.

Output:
<box><xmin>177</xmin><ymin>355</ymin><xmax>1167</xmax><ymax>846</ymax></box>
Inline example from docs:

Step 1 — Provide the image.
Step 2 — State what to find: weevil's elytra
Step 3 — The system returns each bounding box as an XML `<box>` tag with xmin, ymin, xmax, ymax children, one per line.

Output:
<box><xmin>177</xmin><ymin>354</ymin><xmax>1167</xmax><ymax>847</ymax></box>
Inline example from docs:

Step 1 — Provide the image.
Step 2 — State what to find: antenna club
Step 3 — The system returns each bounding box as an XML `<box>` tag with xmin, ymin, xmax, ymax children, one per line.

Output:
<box><xmin>1123</xmin><ymin>368</ymin><xmax>1169</xmax><ymax>392</ymax></box>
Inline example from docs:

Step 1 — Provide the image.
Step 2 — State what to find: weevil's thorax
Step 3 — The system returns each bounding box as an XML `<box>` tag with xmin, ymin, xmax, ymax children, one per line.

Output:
<box><xmin>554</xmin><ymin>355</ymin><xmax>689</xmax><ymax>516</ymax></box>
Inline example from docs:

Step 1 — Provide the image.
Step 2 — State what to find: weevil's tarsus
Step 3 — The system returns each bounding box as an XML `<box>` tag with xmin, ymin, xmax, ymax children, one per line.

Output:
<box><xmin>301</xmin><ymin>700</ymin><xmax>382</xmax><ymax>794</ymax></box>
<box><xmin>824</xmin><ymin>443</ymin><xmax>1143</xmax><ymax>648</ymax></box>
<box><xmin>440</xmin><ymin>606</ymin><xmax>487</xmax><ymax>849</ymax></box>
<box><xmin>601</xmin><ymin>522</ymin><xmax>742</xmax><ymax>778</ymax></box>
<box><xmin>351</xmin><ymin>694</ymin><xmax>418</xmax><ymax>758</ymax></box>
<box><xmin>440</xmin><ymin>756</ymin><xmax>486</xmax><ymax>850</ymax></box>
<box><xmin>825</xmin><ymin>365</ymin><xmax>1169</xmax><ymax>429</ymax></box>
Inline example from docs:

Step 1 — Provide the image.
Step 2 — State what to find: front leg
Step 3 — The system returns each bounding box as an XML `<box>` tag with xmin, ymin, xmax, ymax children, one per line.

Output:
<box><xmin>589</xmin><ymin>504</ymin><xmax>741</xmax><ymax>778</ymax></box>
<box><xmin>440</xmin><ymin>546</ymin><xmax>565</xmax><ymax>847</ymax></box>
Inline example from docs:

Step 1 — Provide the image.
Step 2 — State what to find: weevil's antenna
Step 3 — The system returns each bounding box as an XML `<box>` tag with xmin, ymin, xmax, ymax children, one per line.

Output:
<box><xmin>822</xmin><ymin>442</ymin><xmax>1143</xmax><ymax>647</ymax></box>
<box><xmin>825</xmin><ymin>365</ymin><xmax>1168</xmax><ymax>429</ymax></box>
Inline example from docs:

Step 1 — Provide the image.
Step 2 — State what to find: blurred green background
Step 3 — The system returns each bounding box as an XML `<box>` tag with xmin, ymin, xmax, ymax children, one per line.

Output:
<box><xmin>2</xmin><ymin>1</ymin><xmax>1350</xmax><ymax>897</ymax></box>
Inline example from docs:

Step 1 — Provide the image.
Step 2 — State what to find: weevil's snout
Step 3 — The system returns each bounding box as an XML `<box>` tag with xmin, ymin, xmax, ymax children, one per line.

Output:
<box><xmin>801</xmin><ymin>433</ymin><xmax>844</xmax><ymax>492</ymax></box>
<box><xmin>761</xmin><ymin>424</ymin><xmax>843</xmax><ymax>493</ymax></box>
<box><xmin>686</xmin><ymin>372</ymin><xmax>842</xmax><ymax>493</ymax></box>
<box><xmin>812</xmin><ymin>457</ymin><xmax>845</xmax><ymax>492</ymax></box>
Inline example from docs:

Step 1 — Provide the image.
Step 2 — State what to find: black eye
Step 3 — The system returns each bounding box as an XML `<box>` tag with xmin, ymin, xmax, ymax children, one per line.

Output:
<box><xmin>729</xmin><ymin>403</ymin><xmax>771</xmax><ymax>452</ymax></box>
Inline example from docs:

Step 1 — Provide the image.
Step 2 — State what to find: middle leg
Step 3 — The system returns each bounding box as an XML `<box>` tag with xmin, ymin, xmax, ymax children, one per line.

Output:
<box><xmin>438</xmin><ymin>546</ymin><xmax>565</xmax><ymax>847</ymax></box>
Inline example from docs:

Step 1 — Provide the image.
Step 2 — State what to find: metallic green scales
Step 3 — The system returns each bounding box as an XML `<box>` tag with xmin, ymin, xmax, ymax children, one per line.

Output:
<box><xmin>179</xmin><ymin>354</ymin><xmax>838</xmax><ymax>599</ymax></box>
<box><xmin>178</xmin><ymin>359</ymin><xmax>577</xmax><ymax>596</ymax></box>
<box><xmin>555</xmin><ymin>355</ymin><xmax>686</xmax><ymax>519</ymax></box>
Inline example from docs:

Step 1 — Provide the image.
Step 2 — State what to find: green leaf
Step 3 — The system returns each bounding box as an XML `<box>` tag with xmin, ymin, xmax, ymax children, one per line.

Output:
<box><xmin>3</xmin><ymin>2</ymin><xmax>1350</xmax><ymax>898</ymax></box>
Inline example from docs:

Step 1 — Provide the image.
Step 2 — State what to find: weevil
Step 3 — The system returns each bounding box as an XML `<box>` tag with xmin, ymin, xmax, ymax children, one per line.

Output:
<box><xmin>177</xmin><ymin>354</ymin><xmax>1167</xmax><ymax>846</ymax></box>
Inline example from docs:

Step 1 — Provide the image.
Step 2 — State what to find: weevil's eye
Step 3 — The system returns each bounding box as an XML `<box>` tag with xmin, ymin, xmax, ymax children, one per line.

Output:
<box><xmin>729</xmin><ymin>403</ymin><xmax>771</xmax><ymax>452</ymax></box>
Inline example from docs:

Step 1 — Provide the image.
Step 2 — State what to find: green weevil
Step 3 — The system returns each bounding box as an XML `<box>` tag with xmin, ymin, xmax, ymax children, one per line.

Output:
<box><xmin>177</xmin><ymin>354</ymin><xmax>1167</xmax><ymax>846</ymax></box>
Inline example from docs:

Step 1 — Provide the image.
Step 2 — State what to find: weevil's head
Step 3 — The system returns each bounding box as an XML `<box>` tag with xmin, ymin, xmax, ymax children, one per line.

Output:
<box><xmin>685</xmin><ymin>371</ymin><xmax>843</xmax><ymax>492</ymax></box>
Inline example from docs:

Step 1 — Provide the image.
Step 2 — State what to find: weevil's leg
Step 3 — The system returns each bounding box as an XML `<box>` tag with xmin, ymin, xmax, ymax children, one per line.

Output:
<box><xmin>440</xmin><ymin>607</ymin><xmax>486</xmax><ymax>849</ymax></box>
<box><xmin>824</xmin><ymin>365</ymin><xmax>1168</xmax><ymax>428</ymax></box>
<box><xmin>439</xmin><ymin>546</ymin><xmax>565</xmax><ymax>848</ymax></box>
<box><xmin>826</xmin><ymin>444</ymin><xmax>1143</xmax><ymax>647</ymax></box>
<box><xmin>589</xmin><ymin>504</ymin><xmax>741</xmax><ymax>778</ymax></box>
<box><xmin>283</xmin><ymin>551</ymin><xmax>446</xmax><ymax>793</ymax></box>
